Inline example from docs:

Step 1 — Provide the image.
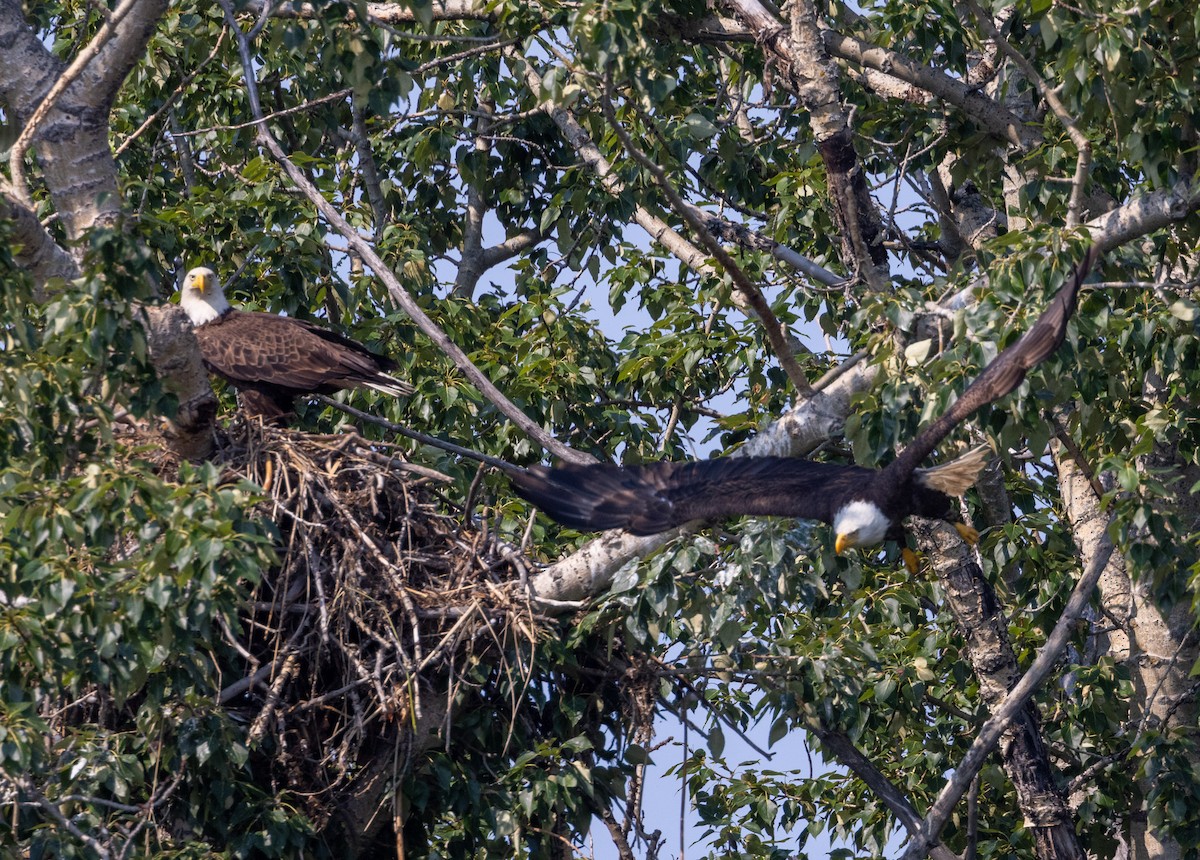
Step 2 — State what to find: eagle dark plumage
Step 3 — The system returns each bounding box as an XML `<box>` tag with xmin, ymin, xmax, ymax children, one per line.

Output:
<box><xmin>511</xmin><ymin>245</ymin><xmax>1100</xmax><ymax>553</ymax></box>
<box><xmin>179</xmin><ymin>267</ymin><xmax>413</xmax><ymax>422</ymax></box>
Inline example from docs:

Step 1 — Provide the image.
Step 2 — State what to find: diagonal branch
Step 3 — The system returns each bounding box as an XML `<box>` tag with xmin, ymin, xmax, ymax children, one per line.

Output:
<box><xmin>214</xmin><ymin>0</ymin><xmax>587</xmax><ymax>466</ymax></box>
<box><xmin>814</xmin><ymin>729</ymin><xmax>962</xmax><ymax>860</ymax></box>
<box><xmin>725</xmin><ymin>0</ymin><xmax>890</xmax><ymax>290</ymax></box>
<box><xmin>820</xmin><ymin>28</ymin><xmax>1034</xmax><ymax>150</ymax></box>
<box><xmin>9</xmin><ymin>0</ymin><xmax>141</xmax><ymax>202</ymax></box>
<box><xmin>964</xmin><ymin>0</ymin><xmax>1091</xmax><ymax>227</ymax></box>
<box><xmin>914</xmin><ymin>519</ymin><xmax>1084</xmax><ymax>860</ymax></box>
<box><xmin>598</xmin><ymin>77</ymin><xmax>815</xmax><ymax>396</ymax></box>
<box><xmin>509</xmin><ymin>49</ymin><xmax>843</xmax><ymax>292</ymax></box>
<box><xmin>114</xmin><ymin>28</ymin><xmax>229</xmax><ymax>158</ymax></box>
<box><xmin>899</xmin><ymin>536</ymin><xmax>1115</xmax><ymax>860</ymax></box>
<box><xmin>0</xmin><ymin>185</ymin><xmax>78</xmax><ymax>292</ymax></box>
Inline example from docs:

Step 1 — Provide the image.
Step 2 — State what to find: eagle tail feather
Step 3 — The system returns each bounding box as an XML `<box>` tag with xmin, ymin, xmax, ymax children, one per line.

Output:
<box><xmin>364</xmin><ymin>375</ymin><xmax>415</xmax><ymax>397</ymax></box>
<box><xmin>915</xmin><ymin>444</ymin><xmax>991</xmax><ymax>496</ymax></box>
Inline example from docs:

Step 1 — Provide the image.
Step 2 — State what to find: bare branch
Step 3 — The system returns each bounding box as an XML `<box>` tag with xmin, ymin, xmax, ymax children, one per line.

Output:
<box><xmin>900</xmin><ymin>537</ymin><xmax>1116</xmax><ymax>859</ymax></box>
<box><xmin>814</xmin><ymin>729</ymin><xmax>962</xmax><ymax>860</ymax></box>
<box><xmin>725</xmin><ymin>0</ymin><xmax>890</xmax><ymax>289</ymax></box>
<box><xmin>9</xmin><ymin>775</ymin><xmax>114</xmax><ymax>860</ymax></box>
<box><xmin>821</xmin><ymin>28</ymin><xmax>1034</xmax><ymax>150</ymax></box>
<box><xmin>242</xmin><ymin>0</ymin><xmax>494</xmax><ymax>24</ymax></box>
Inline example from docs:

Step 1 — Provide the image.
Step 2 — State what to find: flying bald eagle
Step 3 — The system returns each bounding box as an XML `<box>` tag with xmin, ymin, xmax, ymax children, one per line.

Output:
<box><xmin>179</xmin><ymin>267</ymin><xmax>413</xmax><ymax>422</ymax></box>
<box><xmin>511</xmin><ymin>246</ymin><xmax>1100</xmax><ymax>557</ymax></box>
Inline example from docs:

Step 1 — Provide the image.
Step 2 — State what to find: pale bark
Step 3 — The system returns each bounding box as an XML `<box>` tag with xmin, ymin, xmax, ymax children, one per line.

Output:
<box><xmin>142</xmin><ymin>306</ymin><xmax>217</xmax><ymax>461</ymax></box>
<box><xmin>915</xmin><ymin>519</ymin><xmax>1082</xmax><ymax>860</ymax></box>
<box><xmin>1054</xmin><ymin>427</ymin><xmax>1200</xmax><ymax>859</ymax></box>
<box><xmin>244</xmin><ymin>0</ymin><xmax>492</xmax><ymax>23</ymax></box>
<box><xmin>901</xmin><ymin>536</ymin><xmax>1116</xmax><ymax>860</ymax></box>
<box><xmin>0</xmin><ymin>0</ymin><xmax>169</xmax><ymax>243</ymax></box>
<box><xmin>0</xmin><ymin>0</ymin><xmax>218</xmax><ymax>453</ymax></box>
<box><xmin>0</xmin><ymin>189</ymin><xmax>78</xmax><ymax>292</ymax></box>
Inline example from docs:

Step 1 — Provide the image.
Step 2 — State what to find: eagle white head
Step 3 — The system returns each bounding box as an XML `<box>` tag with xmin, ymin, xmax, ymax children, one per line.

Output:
<box><xmin>832</xmin><ymin>499</ymin><xmax>890</xmax><ymax>554</ymax></box>
<box><xmin>180</xmin><ymin>266</ymin><xmax>231</xmax><ymax>326</ymax></box>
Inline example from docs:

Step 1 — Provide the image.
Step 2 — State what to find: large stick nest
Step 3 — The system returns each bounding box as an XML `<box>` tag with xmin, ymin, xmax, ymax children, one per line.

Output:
<box><xmin>204</xmin><ymin>421</ymin><xmax>545</xmax><ymax>834</ymax></box>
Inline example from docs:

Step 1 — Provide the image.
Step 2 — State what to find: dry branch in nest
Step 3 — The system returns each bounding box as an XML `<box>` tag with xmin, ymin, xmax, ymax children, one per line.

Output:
<box><xmin>200</xmin><ymin>421</ymin><xmax>548</xmax><ymax>835</ymax></box>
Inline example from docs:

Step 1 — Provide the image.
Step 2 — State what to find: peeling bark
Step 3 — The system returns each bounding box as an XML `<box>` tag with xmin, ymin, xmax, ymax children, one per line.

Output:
<box><xmin>1053</xmin><ymin>429</ymin><xmax>1200</xmax><ymax>860</ymax></box>
<box><xmin>0</xmin><ymin>0</ymin><xmax>170</xmax><ymax>244</ymax></box>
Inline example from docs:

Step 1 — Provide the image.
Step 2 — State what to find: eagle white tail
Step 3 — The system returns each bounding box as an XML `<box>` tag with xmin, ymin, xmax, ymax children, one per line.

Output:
<box><xmin>915</xmin><ymin>444</ymin><xmax>991</xmax><ymax>496</ymax></box>
<box><xmin>365</xmin><ymin>375</ymin><xmax>415</xmax><ymax>397</ymax></box>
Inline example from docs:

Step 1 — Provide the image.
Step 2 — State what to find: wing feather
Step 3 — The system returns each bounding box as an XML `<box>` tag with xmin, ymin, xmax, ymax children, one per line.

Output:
<box><xmin>194</xmin><ymin>312</ymin><xmax>412</xmax><ymax>395</ymax></box>
<box><xmin>887</xmin><ymin>245</ymin><xmax>1099</xmax><ymax>481</ymax></box>
<box><xmin>510</xmin><ymin>457</ymin><xmax>873</xmax><ymax>535</ymax></box>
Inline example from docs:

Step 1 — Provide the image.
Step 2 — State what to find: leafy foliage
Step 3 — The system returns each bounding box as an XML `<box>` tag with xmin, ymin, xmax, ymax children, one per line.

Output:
<box><xmin>3</xmin><ymin>0</ymin><xmax>1200</xmax><ymax>856</ymax></box>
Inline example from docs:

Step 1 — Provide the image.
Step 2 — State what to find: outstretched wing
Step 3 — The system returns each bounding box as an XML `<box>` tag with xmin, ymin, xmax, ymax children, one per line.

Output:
<box><xmin>887</xmin><ymin>245</ymin><xmax>1099</xmax><ymax>481</ymax></box>
<box><xmin>509</xmin><ymin>457</ymin><xmax>873</xmax><ymax>535</ymax></box>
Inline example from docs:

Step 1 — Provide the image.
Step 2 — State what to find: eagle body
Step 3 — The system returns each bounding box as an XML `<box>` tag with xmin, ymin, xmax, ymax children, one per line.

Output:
<box><xmin>180</xmin><ymin>267</ymin><xmax>412</xmax><ymax>421</ymax></box>
<box><xmin>510</xmin><ymin>245</ymin><xmax>1100</xmax><ymax>554</ymax></box>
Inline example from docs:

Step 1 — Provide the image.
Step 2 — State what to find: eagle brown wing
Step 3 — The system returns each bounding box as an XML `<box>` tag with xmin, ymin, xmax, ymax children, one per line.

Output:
<box><xmin>510</xmin><ymin>457</ymin><xmax>874</xmax><ymax>535</ymax></box>
<box><xmin>886</xmin><ymin>245</ymin><xmax>1099</xmax><ymax>482</ymax></box>
<box><xmin>193</xmin><ymin>311</ymin><xmax>412</xmax><ymax>395</ymax></box>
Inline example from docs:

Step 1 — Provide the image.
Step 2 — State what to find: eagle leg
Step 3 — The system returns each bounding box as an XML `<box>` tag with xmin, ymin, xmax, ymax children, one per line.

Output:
<box><xmin>902</xmin><ymin>546</ymin><xmax>921</xmax><ymax>575</ymax></box>
<box><xmin>954</xmin><ymin>522</ymin><xmax>980</xmax><ymax>545</ymax></box>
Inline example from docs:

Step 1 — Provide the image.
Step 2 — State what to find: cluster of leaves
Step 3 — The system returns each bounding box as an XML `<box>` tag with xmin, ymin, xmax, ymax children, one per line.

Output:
<box><xmin>0</xmin><ymin>229</ymin><xmax>297</xmax><ymax>855</ymax></box>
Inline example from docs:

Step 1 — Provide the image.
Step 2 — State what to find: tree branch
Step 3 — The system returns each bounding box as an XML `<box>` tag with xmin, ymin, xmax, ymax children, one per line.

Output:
<box><xmin>814</xmin><ymin>729</ymin><xmax>962</xmax><ymax>860</ymax></box>
<box><xmin>964</xmin><ymin>0</ymin><xmax>1091</xmax><ymax>227</ymax></box>
<box><xmin>453</xmin><ymin>99</ymin><xmax>497</xmax><ymax>298</ymax></box>
<box><xmin>725</xmin><ymin>0</ymin><xmax>890</xmax><ymax>290</ymax></box>
<box><xmin>0</xmin><ymin>186</ymin><xmax>77</xmax><ymax>292</ymax></box>
<box><xmin>598</xmin><ymin>76</ymin><xmax>816</xmax><ymax>396</ymax></box>
<box><xmin>820</xmin><ymin>28</ymin><xmax>1033</xmax><ymax>150</ymax></box>
<box><xmin>913</xmin><ymin>519</ymin><xmax>1084</xmax><ymax>860</ymax></box>
<box><xmin>510</xmin><ymin>49</ymin><xmax>843</xmax><ymax>290</ymax></box>
<box><xmin>900</xmin><ymin>536</ymin><xmax>1115</xmax><ymax>860</ymax></box>
<box><xmin>242</xmin><ymin>0</ymin><xmax>494</xmax><ymax>24</ymax></box>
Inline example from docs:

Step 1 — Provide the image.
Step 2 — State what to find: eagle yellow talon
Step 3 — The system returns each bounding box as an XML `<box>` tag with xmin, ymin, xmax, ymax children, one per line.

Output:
<box><xmin>954</xmin><ymin>523</ymin><xmax>980</xmax><ymax>545</ymax></box>
<box><xmin>902</xmin><ymin>547</ymin><xmax>921</xmax><ymax>574</ymax></box>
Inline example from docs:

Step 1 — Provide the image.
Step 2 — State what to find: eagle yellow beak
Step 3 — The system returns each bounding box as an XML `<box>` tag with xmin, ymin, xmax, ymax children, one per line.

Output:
<box><xmin>834</xmin><ymin>533</ymin><xmax>852</xmax><ymax>555</ymax></box>
<box><xmin>193</xmin><ymin>272</ymin><xmax>207</xmax><ymax>293</ymax></box>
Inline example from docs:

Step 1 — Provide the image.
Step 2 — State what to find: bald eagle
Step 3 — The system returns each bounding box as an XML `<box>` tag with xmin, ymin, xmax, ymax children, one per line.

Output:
<box><xmin>179</xmin><ymin>267</ymin><xmax>413</xmax><ymax>422</ymax></box>
<box><xmin>510</xmin><ymin>246</ymin><xmax>1100</xmax><ymax>556</ymax></box>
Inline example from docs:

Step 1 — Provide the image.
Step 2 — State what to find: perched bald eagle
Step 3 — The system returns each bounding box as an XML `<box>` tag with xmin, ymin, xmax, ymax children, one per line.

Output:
<box><xmin>511</xmin><ymin>246</ymin><xmax>1100</xmax><ymax>556</ymax></box>
<box><xmin>179</xmin><ymin>267</ymin><xmax>413</xmax><ymax>422</ymax></box>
